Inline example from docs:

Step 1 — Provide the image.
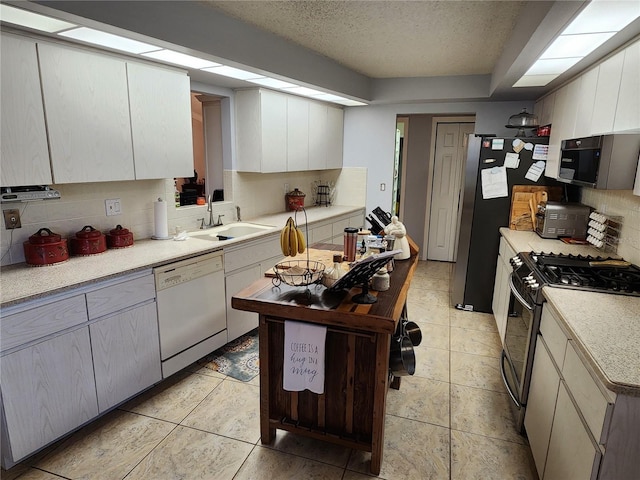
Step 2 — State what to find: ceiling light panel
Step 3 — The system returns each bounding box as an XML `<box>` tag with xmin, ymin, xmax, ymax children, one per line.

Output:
<box><xmin>526</xmin><ymin>57</ymin><xmax>582</xmax><ymax>75</ymax></box>
<box><xmin>563</xmin><ymin>0</ymin><xmax>640</xmax><ymax>34</ymax></box>
<box><xmin>513</xmin><ymin>74</ymin><xmax>559</xmax><ymax>87</ymax></box>
<box><xmin>247</xmin><ymin>77</ymin><xmax>297</xmax><ymax>89</ymax></box>
<box><xmin>59</xmin><ymin>27</ymin><xmax>160</xmax><ymax>54</ymax></box>
<box><xmin>142</xmin><ymin>49</ymin><xmax>220</xmax><ymax>69</ymax></box>
<box><xmin>281</xmin><ymin>86</ymin><xmax>325</xmax><ymax>96</ymax></box>
<box><xmin>201</xmin><ymin>65</ymin><xmax>264</xmax><ymax>80</ymax></box>
<box><xmin>541</xmin><ymin>32</ymin><xmax>616</xmax><ymax>59</ymax></box>
<box><xmin>0</xmin><ymin>4</ymin><xmax>76</xmax><ymax>32</ymax></box>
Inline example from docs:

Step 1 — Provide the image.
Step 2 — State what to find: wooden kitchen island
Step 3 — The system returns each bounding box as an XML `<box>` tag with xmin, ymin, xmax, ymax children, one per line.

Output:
<box><xmin>231</xmin><ymin>241</ymin><xmax>418</xmax><ymax>475</ymax></box>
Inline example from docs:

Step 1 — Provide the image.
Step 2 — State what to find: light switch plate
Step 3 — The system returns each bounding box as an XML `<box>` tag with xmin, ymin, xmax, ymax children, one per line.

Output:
<box><xmin>105</xmin><ymin>198</ymin><xmax>121</xmax><ymax>216</ymax></box>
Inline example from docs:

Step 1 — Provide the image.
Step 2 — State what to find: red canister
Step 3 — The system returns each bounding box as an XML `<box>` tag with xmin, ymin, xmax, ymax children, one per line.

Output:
<box><xmin>70</xmin><ymin>225</ymin><xmax>107</xmax><ymax>256</ymax></box>
<box><xmin>285</xmin><ymin>188</ymin><xmax>306</xmax><ymax>211</ymax></box>
<box><xmin>23</xmin><ymin>228</ymin><xmax>69</xmax><ymax>266</ymax></box>
<box><xmin>106</xmin><ymin>224</ymin><xmax>134</xmax><ymax>249</ymax></box>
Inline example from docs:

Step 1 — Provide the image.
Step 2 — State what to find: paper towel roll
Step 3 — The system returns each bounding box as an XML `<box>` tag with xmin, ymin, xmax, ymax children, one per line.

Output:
<box><xmin>153</xmin><ymin>198</ymin><xmax>169</xmax><ymax>239</ymax></box>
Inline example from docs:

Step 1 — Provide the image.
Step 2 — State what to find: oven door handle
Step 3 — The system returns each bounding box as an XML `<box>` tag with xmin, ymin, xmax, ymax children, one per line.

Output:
<box><xmin>500</xmin><ymin>350</ymin><xmax>522</xmax><ymax>408</ymax></box>
<box><xmin>508</xmin><ymin>273</ymin><xmax>534</xmax><ymax>311</ymax></box>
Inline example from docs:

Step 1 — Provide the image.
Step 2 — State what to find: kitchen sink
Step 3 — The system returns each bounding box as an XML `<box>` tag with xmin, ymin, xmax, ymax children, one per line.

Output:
<box><xmin>190</xmin><ymin>222</ymin><xmax>276</xmax><ymax>241</ymax></box>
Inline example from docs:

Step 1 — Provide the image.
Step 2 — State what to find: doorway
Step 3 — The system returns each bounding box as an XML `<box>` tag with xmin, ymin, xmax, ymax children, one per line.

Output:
<box><xmin>425</xmin><ymin>121</ymin><xmax>475</xmax><ymax>262</ymax></box>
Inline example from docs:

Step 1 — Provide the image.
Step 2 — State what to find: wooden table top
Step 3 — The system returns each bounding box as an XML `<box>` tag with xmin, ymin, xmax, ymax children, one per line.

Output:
<box><xmin>232</xmin><ymin>241</ymin><xmax>419</xmax><ymax>334</ymax></box>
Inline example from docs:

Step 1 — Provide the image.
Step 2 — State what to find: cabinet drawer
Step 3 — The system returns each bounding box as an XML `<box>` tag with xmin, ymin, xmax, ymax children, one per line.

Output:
<box><xmin>310</xmin><ymin>223</ymin><xmax>333</xmax><ymax>243</ymax></box>
<box><xmin>332</xmin><ymin>217</ymin><xmax>350</xmax><ymax>237</ymax></box>
<box><xmin>86</xmin><ymin>275</ymin><xmax>155</xmax><ymax>320</ymax></box>
<box><xmin>563</xmin><ymin>341</ymin><xmax>614</xmax><ymax>444</ymax></box>
<box><xmin>540</xmin><ymin>305</ymin><xmax>569</xmax><ymax>371</ymax></box>
<box><xmin>1</xmin><ymin>295</ymin><xmax>87</xmax><ymax>352</ymax></box>
<box><xmin>225</xmin><ymin>235</ymin><xmax>282</xmax><ymax>272</ymax></box>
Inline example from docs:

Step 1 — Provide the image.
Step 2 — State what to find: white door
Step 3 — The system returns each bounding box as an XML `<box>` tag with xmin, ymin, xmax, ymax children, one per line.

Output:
<box><xmin>427</xmin><ymin>123</ymin><xmax>474</xmax><ymax>261</ymax></box>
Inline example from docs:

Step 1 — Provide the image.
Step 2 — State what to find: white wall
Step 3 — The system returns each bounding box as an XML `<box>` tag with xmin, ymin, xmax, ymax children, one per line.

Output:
<box><xmin>343</xmin><ymin>100</ymin><xmax>535</xmax><ymax>215</ymax></box>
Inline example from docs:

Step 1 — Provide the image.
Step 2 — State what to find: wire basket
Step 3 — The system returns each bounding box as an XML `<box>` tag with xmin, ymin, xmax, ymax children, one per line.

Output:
<box><xmin>273</xmin><ymin>260</ymin><xmax>325</xmax><ymax>287</ymax></box>
<box><xmin>272</xmin><ymin>207</ymin><xmax>325</xmax><ymax>287</ymax></box>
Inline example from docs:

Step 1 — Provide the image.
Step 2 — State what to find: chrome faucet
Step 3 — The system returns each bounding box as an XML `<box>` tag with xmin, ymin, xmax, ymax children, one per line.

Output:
<box><xmin>198</xmin><ymin>195</ymin><xmax>223</xmax><ymax>229</ymax></box>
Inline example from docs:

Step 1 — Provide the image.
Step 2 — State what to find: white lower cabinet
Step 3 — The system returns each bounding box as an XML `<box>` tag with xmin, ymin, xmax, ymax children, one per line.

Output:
<box><xmin>90</xmin><ymin>302</ymin><xmax>161</xmax><ymax>412</ymax></box>
<box><xmin>0</xmin><ymin>272</ymin><xmax>161</xmax><ymax>468</ymax></box>
<box><xmin>525</xmin><ymin>335</ymin><xmax>561</xmax><ymax>477</ymax></box>
<box><xmin>492</xmin><ymin>236</ymin><xmax>515</xmax><ymax>344</ymax></box>
<box><xmin>544</xmin><ymin>382</ymin><xmax>602</xmax><ymax>480</ymax></box>
<box><xmin>225</xmin><ymin>264</ymin><xmax>261</xmax><ymax>341</ymax></box>
<box><xmin>525</xmin><ymin>303</ymin><xmax>621</xmax><ymax>480</ymax></box>
<box><xmin>1</xmin><ymin>327</ymin><xmax>98</xmax><ymax>462</ymax></box>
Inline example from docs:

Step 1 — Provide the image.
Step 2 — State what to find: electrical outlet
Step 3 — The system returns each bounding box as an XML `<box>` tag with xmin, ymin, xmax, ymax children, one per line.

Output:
<box><xmin>3</xmin><ymin>209</ymin><xmax>21</xmax><ymax>229</ymax></box>
<box><xmin>105</xmin><ymin>198</ymin><xmax>122</xmax><ymax>216</ymax></box>
<box><xmin>284</xmin><ymin>183</ymin><xmax>290</xmax><ymax>194</ymax></box>
<box><xmin>380</xmin><ymin>183</ymin><xmax>386</xmax><ymax>191</ymax></box>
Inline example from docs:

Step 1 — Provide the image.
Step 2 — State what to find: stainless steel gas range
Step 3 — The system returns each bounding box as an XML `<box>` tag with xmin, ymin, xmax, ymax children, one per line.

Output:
<box><xmin>501</xmin><ymin>251</ymin><xmax>640</xmax><ymax>433</ymax></box>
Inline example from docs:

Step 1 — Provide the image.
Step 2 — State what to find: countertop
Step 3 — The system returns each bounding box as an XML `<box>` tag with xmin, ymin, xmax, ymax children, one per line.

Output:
<box><xmin>0</xmin><ymin>205</ymin><xmax>364</xmax><ymax>308</ymax></box>
<box><xmin>500</xmin><ymin>227</ymin><xmax>640</xmax><ymax>397</ymax></box>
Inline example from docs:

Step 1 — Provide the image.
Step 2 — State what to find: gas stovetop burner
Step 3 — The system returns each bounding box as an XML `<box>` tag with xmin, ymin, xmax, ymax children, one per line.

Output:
<box><xmin>528</xmin><ymin>251</ymin><xmax>640</xmax><ymax>296</ymax></box>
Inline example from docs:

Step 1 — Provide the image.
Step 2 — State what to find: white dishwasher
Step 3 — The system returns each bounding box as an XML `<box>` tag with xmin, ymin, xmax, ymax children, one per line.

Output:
<box><xmin>154</xmin><ymin>251</ymin><xmax>227</xmax><ymax>378</ymax></box>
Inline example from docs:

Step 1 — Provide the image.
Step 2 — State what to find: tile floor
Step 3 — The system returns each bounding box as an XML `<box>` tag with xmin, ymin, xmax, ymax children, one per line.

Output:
<box><xmin>2</xmin><ymin>260</ymin><xmax>538</xmax><ymax>480</ymax></box>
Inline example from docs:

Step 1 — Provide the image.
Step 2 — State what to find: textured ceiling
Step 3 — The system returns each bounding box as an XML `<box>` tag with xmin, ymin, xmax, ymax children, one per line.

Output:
<box><xmin>204</xmin><ymin>0</ymin><xmax>527</xmax><ymax>78</ymax></box>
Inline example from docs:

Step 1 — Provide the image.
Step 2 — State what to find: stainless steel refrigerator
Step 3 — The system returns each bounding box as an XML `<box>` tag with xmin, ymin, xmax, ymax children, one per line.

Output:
<box><xmin>451</xmin><ymin>135</ymin><xmax>564</xmax><ymax>313</ymax></box>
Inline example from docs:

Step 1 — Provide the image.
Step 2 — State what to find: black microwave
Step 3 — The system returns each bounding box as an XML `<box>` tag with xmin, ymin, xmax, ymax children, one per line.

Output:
<box><xmin>558</xmin><ymin>134</ymin><xmax>640</xmax><ymax>189</ymax></box>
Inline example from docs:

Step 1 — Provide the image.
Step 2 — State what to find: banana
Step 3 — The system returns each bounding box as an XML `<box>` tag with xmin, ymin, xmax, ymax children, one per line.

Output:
<box><xmin>280</xmin><ymin>221</ymin><xmax>290</xmax><ymax>256</ymax></box>
<box><xmin>288</xmin><ymin>219</ymin><xmax>298</xmax><ymax>256</ymax></box>
<box><xmin>296</xmin><ymin>226</ymin><xmax>306</xmax><ymax>254</ymax></box>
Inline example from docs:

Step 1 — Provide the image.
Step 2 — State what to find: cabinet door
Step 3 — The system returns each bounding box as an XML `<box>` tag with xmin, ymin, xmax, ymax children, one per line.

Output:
<box><xmin>0</xmin><ymin>34</ymin><xmax>51</xmax><ymax>187</ymax></box>
<box><xmin>574</xmin><ymin>68</ymin><xmax>599</xmax><ymax>138</ymax></box>
<box><xmin>127</xmin><ymin>62</ymin><xmax>193</xmax><ymax>179</ymax></box>
<box><xmin>590</xmin><ymin>51</ymin><xmax>624</xmax><ymax>135</ymax></box>
<box><xmin>524</xmin><ymin>336</ymin><xmax>561</xmax><ymax>477</ymax></box>
<box><xmin>1</xmin><ymin>328</ymin><xmax>98</xmax><ymax>461</ymax></box>
<box><xmin>309</xmin><ymin>102</ymin><xmax>328</xmax><ymax>170</ymax></box>
<box><xmin>545</xmin><ymin>80</ymin><xmax>579</xmax><ymax>178</ymax></box>
<box><xmin>90</xmin><ymin>302</ymin><xmax>161</xmax><ymax>412</ymax></box>
<box><xmin>326</xmin><ymin>105</ymin><xmax>344</xmax><ymax>169</ymax></box>
<box><xmin>235</xmin><ymin>89</ymin><xmax>262</xmax><ymax>172</ymax></box>
<box><xmin>38</xmin><ymin>43</ymin><xmax>134</xmax><ymax>183</ymax></box>
<box><xmin>287</xmin><ymin>96</ymin><xmax>309</xmax><ymax>171</ymax></box>
<box><xmin>540</xmin><ymin>92</ymin><xmax>555</xmax><ymax>126</ymax></box>
<box><xmin>261</xmin><ymin>91</ymin><xmax>288</xmax><ymax>173</ymax></box>
<box><xmin>544</xmin><ymin>382</ymin><xmax>601</xmax><ymax>480</ymax></box>
<box><xmin>225</xmin><ymin>265</ymin><xmax>261</xmax><ymax>341</ymax></box>
<box><xmin>614</xmin><ymin>41</ymin><xmax>640</xmax><ymax>133</ymax></box>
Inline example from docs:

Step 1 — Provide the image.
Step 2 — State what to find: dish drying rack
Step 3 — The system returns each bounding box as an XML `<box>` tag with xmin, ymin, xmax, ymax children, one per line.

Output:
<box><xmin>587</xmin><ymin>211</ymin><xmax>623</xmax><ymax>254</ymax></box>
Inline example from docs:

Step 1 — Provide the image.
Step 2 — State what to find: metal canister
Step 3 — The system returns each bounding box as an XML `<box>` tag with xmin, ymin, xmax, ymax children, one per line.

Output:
<box><xmin>343</xmin><ymin>227</ymin><xmax>358</xmax><ymax>262</ymax></box>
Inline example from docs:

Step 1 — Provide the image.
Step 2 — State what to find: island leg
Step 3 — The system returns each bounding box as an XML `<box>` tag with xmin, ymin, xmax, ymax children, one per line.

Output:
<box><xmin>370</xmin><ymin>332</ymin><xmax>391</xmax><ymax>475</ymax></box>
<box><xmin>259</xmin><ymin>316</ymin><xmax>276</xmax><ymax>444</ymax></box>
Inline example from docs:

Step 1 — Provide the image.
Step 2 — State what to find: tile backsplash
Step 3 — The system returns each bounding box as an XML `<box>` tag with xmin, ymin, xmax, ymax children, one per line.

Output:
<box><xmin>0</xmin><ymin>168</ymin><xmax>367</xmax><ymax>266</ymax></box>
<box><xmin>580</xmin><ymin>188</ymin><xmax>640</xmax><ymax>265</ymax></box>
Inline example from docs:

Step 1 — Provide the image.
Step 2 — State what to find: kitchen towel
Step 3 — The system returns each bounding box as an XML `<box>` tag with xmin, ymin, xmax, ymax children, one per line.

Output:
<box><xmin>283</xmin><ymin>320</ymin><xmax>327</xmax><ymax>394</ymax></box>
<box><xmin>153</xmin><ymin>198</ymin><xmax>169</xmax><ymax>239</ymax></box>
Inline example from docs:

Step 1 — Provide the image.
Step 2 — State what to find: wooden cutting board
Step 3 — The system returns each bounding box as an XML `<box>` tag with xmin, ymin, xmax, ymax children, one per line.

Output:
<box><xmin>264</xmin><ymin>248</ymin><xmax>349</xmax><ymax>277</ymax></box>
<box><xmin>509</xmin><ymin>186</ymin><xmax>563</xmax><ymax>231</ymax></box>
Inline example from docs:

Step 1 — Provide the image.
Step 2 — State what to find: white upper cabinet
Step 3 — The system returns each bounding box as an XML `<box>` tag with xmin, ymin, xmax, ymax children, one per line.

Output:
<box><xmin>38</xmin><ymin>43</ymin><xmax>135</xmax><ymax>183</ymax></box>
<box><xmin>236</xmin><ymin>88</ymin><xmax>343</xmax><ymax>173</ymax></box>
<box><xmin>0</xmin><ymin>34</ymin><xmax>52</xmax><ymax>187</ymax></box>
<box><xmin>540</xmin><ymin>92</ymin><xmax>556</xmax><ymax>126</ymax></box>
<box><xmin>614</xmin><ymin>41</ymin><xmax>640</xmax><ymax>133</ymax></box>
<box><xmin>573</xmin><ymin>67</ymin><xmax>599</xmax><ymax>138</ymax></box>
<box><xmin>126</xmin><ymin>62</ymin><xmax>193</xmax><ymax>179</ymax></box>
<box><xmin>326</xmin><ymin>105</ymin><xmax>344</xmax><ymax>169</ymax></box>
<box><xmin>287</xmin><ymin>95</ymin><xmax>310</xmax><ymax>171</ymax></box>
<box><xmin>590</xmin><ymin>51</ymin><xmax>624</xmax><ymax>135</ymax></box>
<box><xmin>545</xmin><ymin>79</ymin><xmax>580</xmax><ymax>178</ymax></box>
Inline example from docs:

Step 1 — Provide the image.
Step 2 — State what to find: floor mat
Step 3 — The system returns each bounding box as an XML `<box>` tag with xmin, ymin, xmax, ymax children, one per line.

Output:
<box><xmin>197</xmin><ymin>329</ymin><xmax>259</xmax><ymax>382</ymax></box>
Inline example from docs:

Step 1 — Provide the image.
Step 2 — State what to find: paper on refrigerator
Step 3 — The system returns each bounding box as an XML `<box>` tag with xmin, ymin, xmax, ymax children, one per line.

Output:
<box><xmin>481</xmin><ymin>166</ymin><xmax>508</xmax><ymax>199</ymax></box>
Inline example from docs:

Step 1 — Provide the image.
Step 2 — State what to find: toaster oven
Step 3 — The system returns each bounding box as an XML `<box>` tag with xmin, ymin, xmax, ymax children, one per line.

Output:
<box><xmin>535</xmin><ymin>201</ymin><xmax>590</xmax><ymax>239</ymax></box>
